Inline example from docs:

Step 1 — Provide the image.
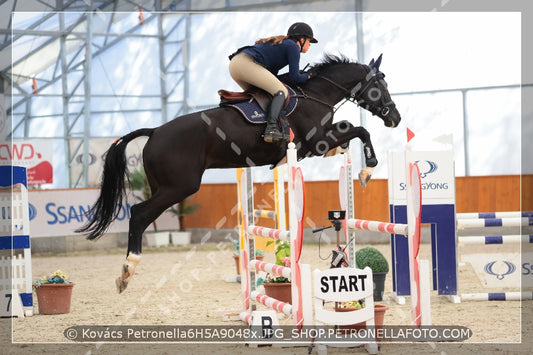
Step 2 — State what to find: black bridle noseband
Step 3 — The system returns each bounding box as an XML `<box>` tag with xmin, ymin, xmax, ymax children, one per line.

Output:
<box><xmin>315</xmin><ymin>66</ymin><xmax>396</xmax><ymax>117</ymax></box>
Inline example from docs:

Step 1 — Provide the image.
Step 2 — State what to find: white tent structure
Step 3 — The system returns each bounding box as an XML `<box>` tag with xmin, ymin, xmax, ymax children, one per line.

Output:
<box><xmin>1</xmin><ymin>0</ymin><xmax>529</xmax><ymax>188</ymax></box>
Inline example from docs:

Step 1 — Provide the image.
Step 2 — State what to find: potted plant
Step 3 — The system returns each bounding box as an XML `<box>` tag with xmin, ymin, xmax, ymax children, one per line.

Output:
<box><xmin>260</xmin><ymin>240</ymin><xmax>292</xmax><ymax>304</ymax></box>
<box><xmin>231</xmin><ymin>239</ymin><xmax>264</xmax><ymax>275</ymax></box>
<box><xmin>33</xmin><ymin>270</ymin><xmax>75</xmax><ymax>314</ymax></box>
<box><xmin>336</xmin><ymin>300</ymin><xmax>389</xmax><ymax>342</ymax></box>
<box><xmin>167</xmin><ymin>197</ymin><xmax>201</xmax><ymax>245</ymax></box>
<box><xmin>355</xmin><ymin>247</ymin><xmax>389</xmax><ymax>301</ymax></box>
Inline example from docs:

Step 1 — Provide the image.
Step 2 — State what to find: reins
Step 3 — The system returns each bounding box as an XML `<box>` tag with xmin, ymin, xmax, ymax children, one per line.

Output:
<box><xmin>291</xmin><ymin>69</ymin><xmax>395</xmax><ymax>117</ymax></box>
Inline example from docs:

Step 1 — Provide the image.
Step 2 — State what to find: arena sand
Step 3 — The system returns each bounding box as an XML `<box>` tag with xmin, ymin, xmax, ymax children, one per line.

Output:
<box><xmin>4</xmin><ymin>242</ymin><xmax>532</xmax><ymax>354</ymax></box>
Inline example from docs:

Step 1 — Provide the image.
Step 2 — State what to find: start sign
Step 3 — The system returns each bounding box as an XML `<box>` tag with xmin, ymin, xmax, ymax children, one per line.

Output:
<box><xmin>314</xmin><ymin>267</ymin><xmax>373</xmax><ymax>303</ymax></box>
<box><xmin>319</xmin><ymin>273</ymin><xmax>367</xmax><ymax>293</ymax></box>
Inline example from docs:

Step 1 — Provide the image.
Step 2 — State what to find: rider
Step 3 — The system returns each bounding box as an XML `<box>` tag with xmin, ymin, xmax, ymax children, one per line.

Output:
<box><xmin>228</xmin><ymin>22</ymin><xmax>317</xmax><ymax>142</ymax></box>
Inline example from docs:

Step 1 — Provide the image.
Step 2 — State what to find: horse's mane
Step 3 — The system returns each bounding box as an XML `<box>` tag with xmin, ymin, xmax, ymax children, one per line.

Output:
<box><xmin>278</xmin><ymin>53</ymin><xmax>355</xmax><ymax>85</ymax></box>
<box><xmin>308</xmin><ymin>53</ymin><xmax>354</xmax><ymax>73</ymax></box>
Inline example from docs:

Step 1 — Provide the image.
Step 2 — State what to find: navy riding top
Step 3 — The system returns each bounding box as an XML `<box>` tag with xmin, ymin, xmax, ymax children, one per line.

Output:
<box><xmin>229</xmin><ymin>39</ymin><xmax>308</xmax><ymax>84</ymax></box>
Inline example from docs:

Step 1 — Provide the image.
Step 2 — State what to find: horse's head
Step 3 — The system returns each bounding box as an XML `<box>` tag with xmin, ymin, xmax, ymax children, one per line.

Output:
<box><xmin>355</xmin><ymin>54</ymin><xmax>401</xmax><ymax>127</ymax></box>
<box><xmin>309</xmin><ymin>53</ymin><xmax>401</xmax><ymax>128</ymax></box>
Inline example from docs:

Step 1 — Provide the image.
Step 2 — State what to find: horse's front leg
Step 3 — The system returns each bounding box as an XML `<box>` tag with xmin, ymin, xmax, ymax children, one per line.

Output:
<box><xmin>319</xmin><ymin>120</ymin><xmax>377</xmax><ymax>187</ymax></box>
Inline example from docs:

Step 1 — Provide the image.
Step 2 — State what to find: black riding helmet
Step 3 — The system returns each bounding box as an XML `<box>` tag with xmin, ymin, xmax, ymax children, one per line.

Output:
<box><xmin>287</xmin><ymin>22</ymin><xmax>318</xmax><ymax>43</ymax></box>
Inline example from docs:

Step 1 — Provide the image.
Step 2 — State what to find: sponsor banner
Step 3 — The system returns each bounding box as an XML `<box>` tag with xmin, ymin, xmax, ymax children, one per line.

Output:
<box><xmin>68</xmin><ymin>138</ymin><xmax>147</xmax><ymax>187</ymax></box>
<box><xmin>388</xmin><ymin>149</ymin><xmax>455</xmax><ymax>204</ymax></box>
<box><xmin>25</xmin><ymin>188</ymin><xmax>178</xmax><ymax>237</ymax></box>
<box><xmin>0</xmin><ymin>140</ymin><xmax>53</xmax><ymax>185</ymax></box>
<box><xmin>460</xmin><ymin>249</ymin><xmax>521</xmax><ymax>288</ymax></box>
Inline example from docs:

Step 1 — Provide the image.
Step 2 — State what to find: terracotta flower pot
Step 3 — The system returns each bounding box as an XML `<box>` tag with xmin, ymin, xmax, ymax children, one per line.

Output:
<box><xmin>35</xmin><ymin>283</ymin><xmax>75</xmax><ymax>315</ymax></box>
<box><xmin>263</xmin><ymin>282</ymin><xmax>291</xmax><ymax>304</ymax></box>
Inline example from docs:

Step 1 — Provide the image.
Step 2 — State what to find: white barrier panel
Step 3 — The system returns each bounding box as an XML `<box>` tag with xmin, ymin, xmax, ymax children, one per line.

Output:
<box><xmin>388</xmin><ymin>139</ymin><xmax>459</xmax><ymax>302</ymax></box>
<box><xmin>0</xmin><ymin>166</ymin><xmax>33</xmax><ymax>316</ymax></box>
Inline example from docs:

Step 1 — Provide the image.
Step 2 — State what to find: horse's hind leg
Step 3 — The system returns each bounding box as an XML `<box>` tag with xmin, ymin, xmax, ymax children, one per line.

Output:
<box><xmin>116</xmin><ymin>190</ymin><xmax>178</xmax><ymax>293</ymax></box>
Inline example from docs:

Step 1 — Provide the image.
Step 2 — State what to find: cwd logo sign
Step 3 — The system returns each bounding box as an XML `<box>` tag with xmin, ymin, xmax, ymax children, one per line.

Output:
<box><xmin>0</xmin><ymin>140</ymin><xmax>53</xmax><ymax>185</ymax></box>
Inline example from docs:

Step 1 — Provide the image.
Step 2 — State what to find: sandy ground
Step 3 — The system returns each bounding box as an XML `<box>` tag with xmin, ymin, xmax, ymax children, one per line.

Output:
<box><xmin>3</xmin><ymin>242</ymin><xmax>533</xmax><ymax>354</ymax></box>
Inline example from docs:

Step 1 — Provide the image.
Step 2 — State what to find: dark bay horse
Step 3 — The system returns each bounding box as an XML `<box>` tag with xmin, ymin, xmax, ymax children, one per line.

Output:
<box><xmin>76</xmin><ymin>53</ymin><xmax>401</xmax><ymax>292</ymax></box>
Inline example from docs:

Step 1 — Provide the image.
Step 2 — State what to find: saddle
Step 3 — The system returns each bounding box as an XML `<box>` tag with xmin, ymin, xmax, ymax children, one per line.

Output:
<box><xmin>218</xmin><ymin>86</ymin><xmax>298</xmax><ymax>124</ymax></box>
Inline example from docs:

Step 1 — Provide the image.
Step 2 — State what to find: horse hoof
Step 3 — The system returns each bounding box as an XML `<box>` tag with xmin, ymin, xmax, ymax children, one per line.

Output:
<box><xmin>358</xmin><ymin>170</ymin><xmax>372</xmax><ymax>188</ymax></box>
<box><xmin>116</xmin><ymin>277</ymin><xmax>128</xmax><ymax>293</ymax></box>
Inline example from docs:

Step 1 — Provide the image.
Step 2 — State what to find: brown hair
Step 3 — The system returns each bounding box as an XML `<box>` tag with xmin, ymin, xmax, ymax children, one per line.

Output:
<box><xmin>255</xmin><ymin>35</ymin><xmax>288</xmax><ymax>45</ymax></box>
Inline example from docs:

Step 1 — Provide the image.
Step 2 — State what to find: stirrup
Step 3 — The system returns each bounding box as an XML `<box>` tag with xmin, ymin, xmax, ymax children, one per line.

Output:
<box><xmin>264</xmin><ymin>127</ymin><xmax>285</xmax><ymax>143</ymax></box>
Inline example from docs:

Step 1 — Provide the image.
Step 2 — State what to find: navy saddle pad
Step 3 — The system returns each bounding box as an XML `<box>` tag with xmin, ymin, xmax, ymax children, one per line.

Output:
<box><xmin>223</xmin><ymin>86</ymin><xmax>298</xmax><ymax>124</ymax></box>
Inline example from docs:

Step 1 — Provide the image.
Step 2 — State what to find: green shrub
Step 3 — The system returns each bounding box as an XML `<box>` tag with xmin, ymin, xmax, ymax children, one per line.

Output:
<box><xmin>355</xmin><ymin>247</ymin><xmax>389</xmax><ymax>273</ymax></box>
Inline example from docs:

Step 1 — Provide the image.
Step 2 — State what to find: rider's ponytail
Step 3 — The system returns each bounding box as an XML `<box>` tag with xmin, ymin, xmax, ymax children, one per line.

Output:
<box><xmin>255</xmin><ymin>35</ymin><xmax>287</xmax><ymax>45</ymax></box>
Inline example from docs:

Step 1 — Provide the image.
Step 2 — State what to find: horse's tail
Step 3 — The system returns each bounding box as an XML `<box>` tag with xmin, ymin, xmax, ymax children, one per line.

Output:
<box><xmin>76</xmin><ymin>128</ymin><xmax>155</xmax><ymax>240</ymax></box>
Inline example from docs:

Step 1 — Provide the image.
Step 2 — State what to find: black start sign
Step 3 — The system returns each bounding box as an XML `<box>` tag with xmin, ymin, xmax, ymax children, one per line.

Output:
<box><xmin>319</xmin><ymin>274</ymin><xmax>367</xmax><ymax>293</ymax></box>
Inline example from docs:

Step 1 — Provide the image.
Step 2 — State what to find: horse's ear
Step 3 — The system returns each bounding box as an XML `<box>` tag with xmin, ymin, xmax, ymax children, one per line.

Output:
<box><xmin>374</xmin><ymin>54</ymin><xmax>383</xmax><ymax>70</ymax></box>
<box><xmin>369</xmin><ymin>58</ymin><xmax>375</xmax><ymax>67</ymax></box>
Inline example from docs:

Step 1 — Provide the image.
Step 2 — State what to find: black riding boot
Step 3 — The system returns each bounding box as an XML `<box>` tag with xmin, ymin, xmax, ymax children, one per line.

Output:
<box><xmin>263</xmin><ymin>90</ymin><xmax>286</xmax><ymax>143</ymax></box>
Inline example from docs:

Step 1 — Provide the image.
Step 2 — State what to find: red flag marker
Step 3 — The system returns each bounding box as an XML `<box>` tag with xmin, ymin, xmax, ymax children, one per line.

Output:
<box><xmin>407</xmin><ymin>127</ymin><xmax>415</xmax><ymax>142</ymax></box>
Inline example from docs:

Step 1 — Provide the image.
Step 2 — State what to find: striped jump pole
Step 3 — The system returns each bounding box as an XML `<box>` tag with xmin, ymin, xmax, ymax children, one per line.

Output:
<box><xmin>249</xmin><ymin>260</ymin><xmax>292</xmax><ymax>280</ymax></box>
<box><xmin>457</xmin><ymin>217</ymin><xmax>533</xmax><ymax>229</ymax></box>
<box><xmin>247</xmin><ymin>226</ymin><xmax>290</xmax><ymax>242</ymax></box>
<box><xmin>236</xmin><ymin>162</ymin><xmax>286</xmax><ymax>276</ymax></box>
<box><xmin>239</xmin><ymin>143</ymin><xmax>312</xmax><ymax>331</ymax></box>
<box><xmin>461</xmin><ymin>292</ymin><xmax>533</xmax><ymax>301</ymax></box>
<box><xmin>458</xmin><ymin>235</ymin><xmax>533</xmax><ymax>245</ymax></box>
<box><xmin>249</xmin><ymin>291</ymin><xmax>292</xmax><ymax>315</ymax></box>
<box><xmin>457</xmin><ymin>211</ymin><xmax>533</xmax><ymax>219</ymax></box>
<box><xmin>346</xmin><ymin>219</ymin><xmax>408</xmax><ymax>235</ymax></box>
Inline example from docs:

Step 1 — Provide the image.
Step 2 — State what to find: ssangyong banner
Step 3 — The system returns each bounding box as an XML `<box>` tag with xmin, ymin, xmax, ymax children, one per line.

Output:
<box><xmin>0</xmin><ymin>139</ymin><xmax>53</xmax><ymax>185</ymax></box>
<box><xmin>27</xmin><ymin>188</ymin><xmax>178</xmax><ymax>237</ymax></box>
<box><xmin>68</xmin><ymin>138</ymin><xmax>147</xmax><ymax>187</ymax></box>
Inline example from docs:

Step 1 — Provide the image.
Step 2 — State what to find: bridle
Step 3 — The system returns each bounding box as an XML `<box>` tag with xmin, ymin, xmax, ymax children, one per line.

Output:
<box><xmin>312</xmin><ymin>66</ymin><xmax>396</xmax><ymax>117</ymax></box>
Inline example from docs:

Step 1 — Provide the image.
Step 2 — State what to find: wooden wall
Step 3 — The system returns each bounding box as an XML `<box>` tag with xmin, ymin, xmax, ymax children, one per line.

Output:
<box><xmin>183</xmin><ymin>175</ymin><xmax>532</xmax><ymax>229</ymax></box>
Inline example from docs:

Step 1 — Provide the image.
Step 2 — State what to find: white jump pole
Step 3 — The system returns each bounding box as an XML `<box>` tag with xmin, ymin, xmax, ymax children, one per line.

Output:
<box><xmin>457</xmin><ymin>211</ymin><xmax>533</xmax><ymax>219</ymax></box>
<box><xmin>457</xmin><ymin>217</ymin><xmax>533</xmax><ymax>229</ymax></box>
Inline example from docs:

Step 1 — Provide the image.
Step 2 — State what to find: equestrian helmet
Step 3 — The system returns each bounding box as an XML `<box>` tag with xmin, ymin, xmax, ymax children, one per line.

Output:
<box><xmin>287</xmin><ymin>22</ymin><xmax>318</xmax><ymax>43</ymax></box>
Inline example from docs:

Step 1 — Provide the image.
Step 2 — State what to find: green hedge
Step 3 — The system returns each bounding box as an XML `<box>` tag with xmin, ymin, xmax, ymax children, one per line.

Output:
<box><xmin>355</xmin><ymin>247</ymin><xmax>389</xmax><ymax>273</ymax></box>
